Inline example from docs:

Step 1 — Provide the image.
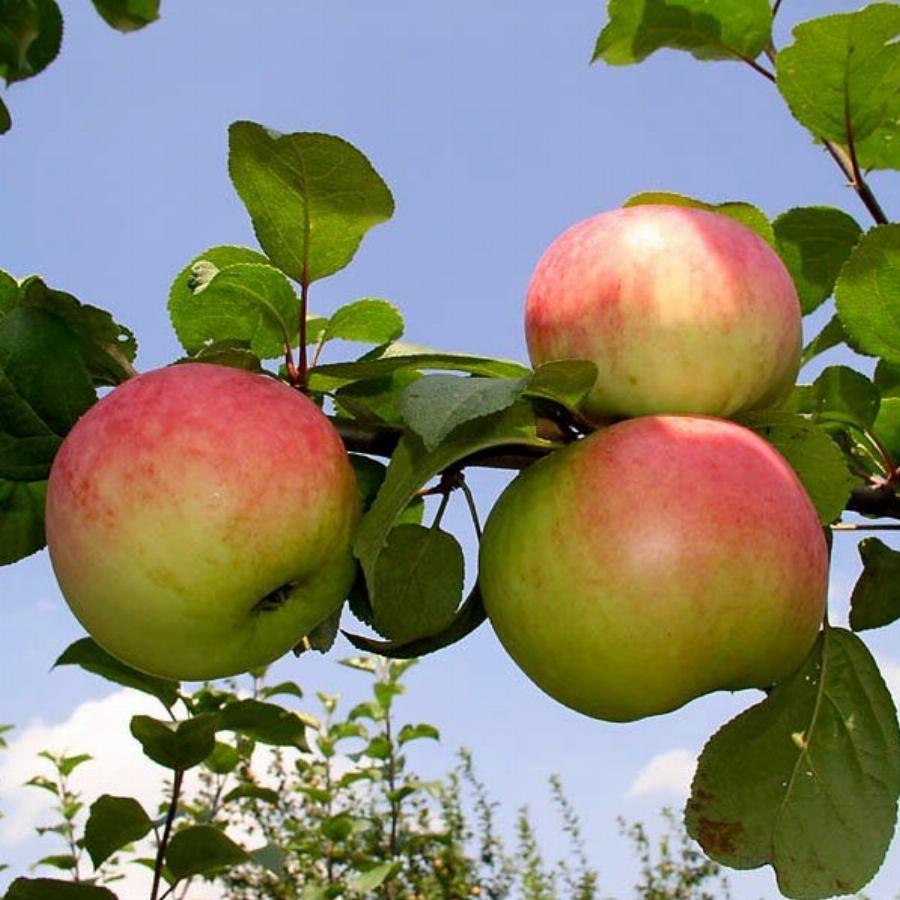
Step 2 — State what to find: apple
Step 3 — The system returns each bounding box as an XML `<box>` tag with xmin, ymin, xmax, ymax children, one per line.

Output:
<box><xmin>525</xmin><ymin>205</ymin><xmax>801</xmax><ymax>420</ymax></box>
<box><xmin>45</xmin><ymin>363</ymin><xmax>360</xmax><ymax>681</ymax></box>
<box><xmin>478</xmin><ymin>415</ymin><xmax>828</xmax><ymax>722</ymax></box>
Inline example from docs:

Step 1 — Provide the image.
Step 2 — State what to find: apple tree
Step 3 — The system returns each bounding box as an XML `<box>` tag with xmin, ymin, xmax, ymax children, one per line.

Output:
<box><xmin>3</xmin><ymin>0</ymin><xmax>900</xmax><ymax>897</ymax></box>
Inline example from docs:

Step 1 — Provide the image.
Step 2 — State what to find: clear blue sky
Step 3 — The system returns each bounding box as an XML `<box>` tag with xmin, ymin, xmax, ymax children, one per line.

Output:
<box><xmin>1</xmin><ymin>1</ymin><xmax>898</xmax><ymax>897</ymax></box>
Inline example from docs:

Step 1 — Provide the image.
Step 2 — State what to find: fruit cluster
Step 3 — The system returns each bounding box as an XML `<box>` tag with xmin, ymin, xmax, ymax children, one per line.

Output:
<box><xmin>480</xmin><ymin>204</ymin><xmax>829</xmax><ymax>721</ymax></box>
<box><xmin>43</xmin><ymin>203</ymin><xmax>828</xmax><ymax>724</ymax></box>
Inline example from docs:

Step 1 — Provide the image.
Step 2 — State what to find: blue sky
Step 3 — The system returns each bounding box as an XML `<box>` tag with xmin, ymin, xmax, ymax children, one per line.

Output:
<box><xmin>1</xmin><ymin>1</ymin><xmax>899</xmax><ymax>897</ymax></box>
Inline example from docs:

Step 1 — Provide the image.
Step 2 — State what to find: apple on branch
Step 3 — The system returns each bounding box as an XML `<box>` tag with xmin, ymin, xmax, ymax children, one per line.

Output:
<box><xmin>479</xmin><ymin>416</ymin><xmax>829</xmax><ymax>722</ymax></box>
<box><xmin>45</xmin><ymin>363</ymin><xmax>360</xmax><ymax>681</ymax></box>
<box><xmin>525</xmin><ymin>204</ymin><xmax>802</xmax><ymax>420</ymax></box>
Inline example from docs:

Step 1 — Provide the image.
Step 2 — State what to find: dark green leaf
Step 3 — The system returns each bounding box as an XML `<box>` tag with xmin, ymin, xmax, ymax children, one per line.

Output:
<box><xmin>624</xmin><ymin>191</ymin><xmax>773</xmax><ymax>244</ymax></box>
<box><xmin>345</xmin><ymin>583</ymin><xmax>487</xmax><ymax>660</ymax></box>
<box><xmin>372</xmin><ymin>524</ymin><xmax>464</xmax><ymax>642</ymax></box>
<box><xmin>835</xmin><ymin>225</ymin><xmax>900</xmax><ymax>362</ymax></box>
<box><xmin>300</xmin><ymin>606</ymin><xmax>342</xmax><ymax>654</ymax></box>
<box><xmin>335</xmin><ymin>370</ymin><xmax>421</xmax><ymax>426</ymax></box>
<box><xmin>593</xmin><ymin>0</ymin><xmax>772</xmax><ymax>65</ymax></box>
<box><xmin>0</xmin><ymin>0</ymin><xmax>63</xmax><ymax>84</ymax></box>
<box><xmin>91</xmin><ymin>0</ymin><xmax>159</xmax><ymax>31</ymax></box>
<box><xmin>166</xmin><ymin>825</ymin><xmax>249</xmax><ymax>880</ymax></box>
<box><xmin>398</xmin><ymin>723</ymin><xmax>440</xmax><ymax>745</ymax></box>
<box><xmin>228</xmin><ymin>122</ymin><xmax>394</xmax><ymax>283</ymax></box>
<box><xmin>259</xmin><ymin>681</ymin><xmax>303</xmax><ymax>702</ymax></box>
<box><xmin>169</xmin><ymin>262</ymin><xmax>299</xmax><ymax>360</ymax></box>
<box><xmin>354</xmin><ymin>404</ymin><xmax>548</xmax><ymax>602</ymax></box>
<box><xmin>776</xmin><ymin>6</ymin><xmax>900</xmax><ymax>171</ymax></box>
<box><xmin>0</xmin><ymin>477</ymin><xmax>45</xmax><ymax>563</ymax></box>
<box><xmin>738</xmin><ymin>410</ymin><xmax>857</xmax><ymax>523</ymax></box>
<box><xmin>785</xmin><ymin>366</ymin><xmax>880</xmax><ymax>430</ymax></box>
<box><xmin>175</xmin><ymin>339</ymin><xmax>263</xmax><ymax>373</ymax></box>
<box><xmin>130</xmin><ymin>714</ymin><xmax>218</xmax><ymax>770</ymax></box>
<box><xmin>55</xmin><ymin>638</ymin><xmax>180</xmax><ymax>708</ymax></box>
<box><xmin>34</xmin><ymin>854</ymin><xmax>77</xmax><ymax>870</ymax></box>
<box><xmin>773</xmin><ymin>207</ymin><xmax>862</xmax><ymax>314</ymax></box>
<box><xmin>322</xmin><ymin>299</ymin><xmax>404</xmax><ymax>345</ymax></box>
<box><xmin>218</xmin><ymin>699</ymin><xmax>309</xmax><ymax>750</ymax></box>
<box><xmin>801</xmin><ymin>315</ymin><xmax>846</xmax><ymax>367</ymax></box>
<box><xmin>222</xmin><ymin>783</ymin><xmax>279</xmax><ymax>804</ymax></box>
<box><xmin>401</xmin><ymin>375</ymin><xmax>527</xmax><ymax>452</ymax></box>
<box><xmin>5</xmin><ymin>879</ymin><xmax>117</xmax><ymax>898</ymax></box>
<box><xmin>84</xmin><ymin>795</ymin><xmax>153</xmax><ymax>868</ymax></box>
<box><xmin>524</xmin><ymin>360</ymin><xmax>598</xmax><ymax>412</ymax></box>
<box><xmin>0</xmin><ymin>306</ymin><xmax>96</xmax><ymax>481</ymax></box>
<box><xmin>874</xmin><ymin>397</ymin><xmax>900</xmax><ymax>462</ymax></box>
<box><xmin>850</xmin><ymin>538</ymin><xmax>900</xmax><ymax>632</ymax></box>
<box><xmin>250</xmin><ymin>843</ymin><xmax>286</xmax><ymax>878</ymax></box>
<box><xmin>310</xmin><ymin>343</ymin><xmax>530</xmax><ymax>391</ymax></box>
<box><xmin>204</xmin><ymin>741</ymin><xmax>241</xmax><ymax>775</ymax></box>
<box><xmin>686</xmin><ymin>628</ymin><xmax>900</xmax><ymax>897</ymax></box>
<box><xmin>875</xmin><ymin>359</ymin><xmax>900</xmax><ymax>397</ymax></box>
<box><xmin>16</xmin><ymin>276</ymin><xmax>137</xmax><ymax>387</ymax></box>
<box><xmin>0</xmin><ymin>95</ymin><xmax>10</xmax><ymax>133</ymax></box>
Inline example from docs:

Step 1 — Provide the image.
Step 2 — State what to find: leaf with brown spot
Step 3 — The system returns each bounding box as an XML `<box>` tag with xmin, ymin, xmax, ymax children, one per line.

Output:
<box><xmin>686</xmin><ymin>627</ymin><xmax>900</xmax><ymax>898</ymax></box>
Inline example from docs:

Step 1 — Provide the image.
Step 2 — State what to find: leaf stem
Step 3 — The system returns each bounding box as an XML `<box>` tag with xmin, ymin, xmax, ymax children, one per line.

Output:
<box><xmin>459</xmin><ymin>476</ymin><xmax>483</xmax><ymax>541</ymax></box>
<box><xmin>298</xmin><ymin>278</ymin><xmax>310</xmax><ymax>384</ymax></box>
<box><xmin>151</xmin><ymin>768</ymin><xmax>184</xmax><ymax>900</ymax></box>
<box><xmin>831</xmin><ymin>522</ymin><xmax>900</xmax><ymax>531</ymax></box>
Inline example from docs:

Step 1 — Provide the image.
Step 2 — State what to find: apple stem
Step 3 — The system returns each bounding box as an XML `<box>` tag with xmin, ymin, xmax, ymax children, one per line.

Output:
<box><xmin>459</xmin><ymin>476</ymin><xmax>483</xmax><ymax>541</ymax></box>
<box><xmin>150</xmin><ymin>767</ymin><xmax>184</xmax><ymax>900</ymax></box>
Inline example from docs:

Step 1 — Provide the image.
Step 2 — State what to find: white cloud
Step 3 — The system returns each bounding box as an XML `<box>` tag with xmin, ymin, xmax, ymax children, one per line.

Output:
<box><xmin>627</xmin><ymin>748</ymin><xmax>696</xmax><ymax>798</ymax></box>
<box><xmin>0</xmin><ymin>689</ymin><xmax>225</xmax><ymax>899</ymax></box>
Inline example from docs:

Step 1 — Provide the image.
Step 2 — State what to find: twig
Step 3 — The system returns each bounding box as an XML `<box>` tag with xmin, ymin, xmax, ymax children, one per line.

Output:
<box><xmin>151</xmin><ymin>768</ymin><xmax>184</xmax><ymax>900</ymax></box>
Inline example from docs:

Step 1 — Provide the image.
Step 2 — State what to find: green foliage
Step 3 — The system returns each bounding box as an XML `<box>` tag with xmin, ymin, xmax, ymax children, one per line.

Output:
<box><xmin>593</xmin><ymin>0</ymin><xmax>772</xmax><ymax>66</ymax></box>
<box><xmin>850</xmin><ymin>538</ymin><xmax>900</xmax><ymax>632</ymax></box>
<box><xmin>776</xmin><ymin>5</ymin><xmax>900</xmax><ymax>172</ymax></box>
<box><xmin>129</xmin><ymin>714</ymin><xmax>218</xmax><ymax>770</ymax></box>
<box><xmin>90</xmin><ymin>0</ymin><xmax>159</xmax><ymax>32</ymax></box>
<box><xmin>84</xmin><ymin>795</ymin><xmax>153</xmax><ymax>868</ymax></box>
<box><xmin>0</xmin><ymin>0</ymin><xmax>62</xmax><ymax>85</ymax></box>
<box><xmin>227</xmin><ymin>122</ymin><xmax>395</xmax><ymax>285</ymax></box>
<box><xmin>687</xmin><ymin>628</ymin><xmax>900</xmax><ymax>897</ymax></box>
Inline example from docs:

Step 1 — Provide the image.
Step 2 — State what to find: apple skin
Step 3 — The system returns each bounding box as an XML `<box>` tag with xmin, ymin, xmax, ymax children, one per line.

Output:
<box><xmin>479</xmin><ymin>416</ymin><xmax>828</xmax><ymax>722</ymax></box>
<box><xmin>525</xmin><ymin>205</ymin><xmax>802</xmax><ymax>420</ymax></box>
<box><xmin>45</xmin><ymin>363</ymin><xmax>360</xmax><ymax>681</ymax></box>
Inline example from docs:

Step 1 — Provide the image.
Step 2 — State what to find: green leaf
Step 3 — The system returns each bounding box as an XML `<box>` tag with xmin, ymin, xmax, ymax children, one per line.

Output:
<box><xmin>169</xmin><ymin>262</ymin><xmax>300</xmax><ymax>360</ymax></box>
<box><xmin>345</xmin><ymin>580</ymin><xmax>488</xmax><ymax>660</ymax></box>
<box><xmin>737</xmin><ymin>410</ymin><xmax>857</xmax><ymax>523</ymax></box>
<box><xmin>130</xmin><ymin>714</ymin><xmax>218</xmax><ymax>770</ymax></box>
<box><xmin>4</xmin><ymin>879</ymin><xmax>118</xmax><ymax>899</ymax></box>
<box><xmin>355</xmin><ymin>404</ymin><xmax>549</xmax><ymax>602</ymax></box>
<box><xmin>0</xmin><ymin>95</ymin><xmax>10</xmax><ymax>134</ymax></box>
<box><xmin>835</xmin><ymin>225</ymin><xmax>900</xmax><ymax>362</ymax></box>
<box><xmin>397</xmin><ymin>723</ymin><xmax>440</xmax><ymax>745</ymax></box>
<box><xmin>176</xmin><ymin>339</ymin><xmax>263</xmax><ymax>373</ymax></box>
<box><xmin>322</xmin><ymin>299</ymin><xmax>404</xmax><ymax>345</ymax></box>
<box><xmin>593</xmin><ymin>0</ymin><xmax>772</xmax><ymax>65</ymax></box>
<box><xmin>348</xmin><ymin>861</ymin><xmax>399</xmax><ymax>895</ymax></box>
<box><xmin>874</xmin><ymin>396</ymin><xmax>900</xmax><ymax>464</ymax></box>
<box><xmin>0</xmin><ymin>0</ymin><xmax>63</xmax><ymax>85</ymax></box>
<box><xmin>91</xmin><ymin>0</ymin><xmax>159</xmax><ymax>31</ymax></box>
<box><xmin>849</xmin><ymin>538</ymin><xmax>900</xmax><ymax>632</ymax></box>
<box><xmin>16</xmin><ymin>275</ymin><xmax>137</xmax><ymax>387</ymax></box>
<box><xmin>34</xmin><ymin>854</ymin><xmax>77</xmax><ymax>870</ymax></box>
<box><xmin>165</xmin><ymin>825</ymin><xmax>249</xmax><ymax>880</ymax></box>
<box><xmin>776</xmin><ymin>5</ymin><xmax>900</xmax><ymax>171</ymax></box>
<box><xmin>259</xmin><ymin>680</ymin><xmax>303</xmax><ymax>702</ymax></box>
<box><xmin>0</xmin><ymin>306</ymin><xmax>96</xmax><ymax>481</ymax></box>
<box><xmin>335</xmin><ymin>370</ymin><xmax>421</xmax><ymax>426</ymax></box>
<box><xmin>0</xmin><ymin>477</ymin><xmax>45</xmax><ymax>563</ymax></box>
<box><xmin>624</xmin><ymin>191</ymin><xmax>773</xmax><ymax>245</ymax></box>
<box><xmin>56</xmin><ymin>752</ymin><xmax>91</xmax><ymax>776</ymax></box>
<box><xmin>801</xmin><ymin>315</ymin><xmax>846</xmax><ymax>368</ymax></box>
<box><xmin>785</xmin><ymin>366</ymin><xmax>880</xmax><ymax>430</ymax></box>
<box><xmin>228</xmin><ymin>122</ymin><xmax>394</xmax><ymax>284</ymax></box>
<box><xmin>250</xmin><ymin>843</ymin><xmax>286</xmax><ymax>878</ymax></box>
<box><xmin>524</xmin><ymin>359</ymin><xmax>598</xmax><ymax>412</ymax></box>
<box><xmin>218</xmin><ymin>699</ymin><xmax>309</xmax><ymax>750</ymax></box>
<box><xmin>310</xmin><ymin>342</ymin><xmax>530</xmax><ymax>391</ymax></box>
<box><xmin>84</xmin><ymin>795</ymin><xmax>153</xmax><ymax>868</ymax></box>
<box><xmin>372</xmin><ymin>524</ymin><xmax>464</xmax><ymax>642</ymax></box>
<box><xmin>401</xmin><ymin>375</ymin><xmax>527</xmax><ymax>452</ymax></box>
<box><xmin>222</xmin><ymin>783</ymin><xmax>279</xmax><ymax>805</ymax></box>
<box><xmin>55</xmin><ymin>638</ymin><xmax>180</xmax><ymax>708</ymax></box>
<box><xmin>875</xmin><ymin>360</ymin><xmax>900</xmax><ymax>398</ymax></box>
<box><xmin>773</xmin><ymin>207</ymin><xmax>862</xmax><ymax>314</ymax></box>
<box><xmin>204</xmin><ymin>741</ymin><xmax>241</xmax><ymax>775</ymax></box>
<box><xmin>686</xmin><ymin>628</ymin><xmax>900</xmax><ymax>898</ymax></box>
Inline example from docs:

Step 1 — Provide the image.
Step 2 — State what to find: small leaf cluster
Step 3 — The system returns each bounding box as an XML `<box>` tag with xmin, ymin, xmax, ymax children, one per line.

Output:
<box><xmin>0</xmin><ymin>0</ymin><xmax>160</xmax><ymax>134</ymax></box>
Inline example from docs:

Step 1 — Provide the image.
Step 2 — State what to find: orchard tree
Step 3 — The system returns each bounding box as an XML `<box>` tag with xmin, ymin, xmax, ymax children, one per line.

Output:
<box><xmin>3</xmin><ymin>1</ymin><xmax>900</xmax><ymax>898</ymax></box>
